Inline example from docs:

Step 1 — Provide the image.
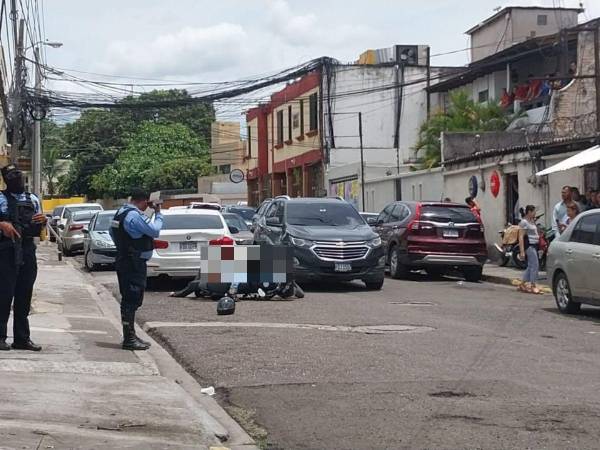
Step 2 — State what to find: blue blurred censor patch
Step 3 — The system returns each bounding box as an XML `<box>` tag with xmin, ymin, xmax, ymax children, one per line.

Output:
<box><xmin>199</xmin><ymin>245</ymin><xmax>293</xmax><ymax>284</ymax></box>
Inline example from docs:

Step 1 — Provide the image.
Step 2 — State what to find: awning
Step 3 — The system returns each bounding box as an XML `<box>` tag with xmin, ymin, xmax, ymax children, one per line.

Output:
<box><xmin>536</xmin><ymin>145</ymin><xmax>600</xmax><ymax>176</ymax></box>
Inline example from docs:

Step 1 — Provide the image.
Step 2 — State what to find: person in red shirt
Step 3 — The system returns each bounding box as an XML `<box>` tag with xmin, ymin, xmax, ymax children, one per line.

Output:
<box><xmin>465</xmin><ymin>197</ymin><xmax>481</xmax><ymax>221</ymax></box>
<box><xmin>499</xmin><ymin>88</ymin><xmax>514</xmax><ymax>108</ymax></box>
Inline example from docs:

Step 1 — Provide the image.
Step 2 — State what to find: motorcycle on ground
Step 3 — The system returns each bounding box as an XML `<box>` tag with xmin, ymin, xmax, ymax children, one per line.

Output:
<box><xmin>170</xmin><ymin>277</ymin><xmax>304</xmax><ymax>301</ymax></box>
<box><xmin>494</xmin><ymin>215</ymin><xmax>555</xmax><ymax>270</ymax></box>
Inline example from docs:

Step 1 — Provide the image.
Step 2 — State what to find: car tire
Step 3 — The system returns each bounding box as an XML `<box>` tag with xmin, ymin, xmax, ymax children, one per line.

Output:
<box><xmin>389</xmin><ymin>246</ymin><xmax>409</xmax><ymax>279</ymax></box>
<box><xmin>61</xmin><ymin>243</ymin><xmax>72</xmax><ymax>257</ymax></box>
<box><xmin>84</xmin><ymin>250</ymin><xmax>97</xmax><ymax>272</ymax></box>
<box><xmin>364</xmin><ymin>278</ymin><xmax>384</xmax><ymax>290</ymax></box>
<box><xmin>553</xmin><ymin>272</ymin><xmax>580</xmax><ymax>314</ymax></box>
<box><xmin>463</xmin><ymin>266</ymin><xmax>483</xmax><ymax>282</ymax></box>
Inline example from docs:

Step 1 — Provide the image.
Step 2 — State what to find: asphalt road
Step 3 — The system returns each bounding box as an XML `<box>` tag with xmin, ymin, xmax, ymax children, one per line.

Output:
<box><xmin>74</xmin><ymin>254</ymin><xmax>600</xmax><ymax>450</ymax></box>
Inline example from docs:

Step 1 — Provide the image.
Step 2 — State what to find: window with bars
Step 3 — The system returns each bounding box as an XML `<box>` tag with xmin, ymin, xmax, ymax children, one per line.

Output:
<box><xmin>309</xmin><ymin>93</ymin><xmax>318</xmax><ymax>131</ymax></box>
<box><xmin>288</xmin><ymin>105</ymin><xmax>293</xmax><ymax>141</ymax></box>
<box><xmin>276</xmin><ymin>110</ymin><xmax>284</xmax><ymax>146</ymax></box>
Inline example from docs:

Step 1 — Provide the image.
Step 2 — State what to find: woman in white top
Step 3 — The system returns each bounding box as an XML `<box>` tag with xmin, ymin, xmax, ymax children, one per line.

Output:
<box><xmin>518</xmin><ymin>205</ymin><xmax>542</xmax><ymax>294</ymax></box>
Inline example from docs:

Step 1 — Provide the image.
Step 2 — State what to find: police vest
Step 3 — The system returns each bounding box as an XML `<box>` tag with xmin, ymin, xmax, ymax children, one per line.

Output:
<box><xmin>0</xmin><ymin>191</ymin><xmax>42</xmax><ymax>247</ymax></box>
<box><xmin>111</xmin><ymin>208</ymin><xmax>154</xmax><ymax>258</ymax></box>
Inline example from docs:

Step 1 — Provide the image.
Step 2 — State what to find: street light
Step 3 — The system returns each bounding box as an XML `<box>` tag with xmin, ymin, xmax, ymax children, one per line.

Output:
<box><xmin>30</xmin><ymin>40</ymin><xmax>62</xmax><ymax>199</ymax></box>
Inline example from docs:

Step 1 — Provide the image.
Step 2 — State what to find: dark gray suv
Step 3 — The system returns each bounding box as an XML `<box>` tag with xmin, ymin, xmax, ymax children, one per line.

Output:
<box><xmin>253</xmin><ymin>197</ymin><xmax>385</xmax><ymax>289</ymax></box>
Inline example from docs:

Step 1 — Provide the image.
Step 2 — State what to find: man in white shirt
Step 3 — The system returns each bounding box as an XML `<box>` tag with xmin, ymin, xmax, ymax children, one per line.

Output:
<box><xmin>552</xmin><ymin>186</ymin><xmax>572</xmax><ymax>235</ymax></box>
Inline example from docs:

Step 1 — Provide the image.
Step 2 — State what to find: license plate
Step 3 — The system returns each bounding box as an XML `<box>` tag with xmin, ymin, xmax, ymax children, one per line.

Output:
<box><xmin>443</xmin><ymin>229</ymin><xmax>459</xmax><ymax>238</ymax></box>
<box><xmin>179</xmin><ymin>242</ymin><xmax>197</xmax><ymax>252</ymax></box>
<box><xmin>334</xmin><ymin>263</ymin><xmax>352</xmax><ymax>272</ymax></box>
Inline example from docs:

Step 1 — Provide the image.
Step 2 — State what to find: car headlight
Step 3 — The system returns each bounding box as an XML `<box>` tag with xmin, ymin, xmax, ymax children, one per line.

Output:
<box><xmin>290</xmin><ymin>236</ymin><xmax>314</xmax><ymax>248</ymax></box>
<box><xmin>94</xmin><ymin>239</ymin><xmax>114</xmax><ymax>248</ymax></box>
<box><xmin>367</xmin><ymin>237</ymin><xmax>382</xmax><ymax>248</ymax></box>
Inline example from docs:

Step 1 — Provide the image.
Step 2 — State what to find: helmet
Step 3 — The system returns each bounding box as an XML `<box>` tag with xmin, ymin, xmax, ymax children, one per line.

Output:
<box><xmin>217</xmin><ymin>296</ymin><xmax>235</xmax><ymax>315</ymax></box>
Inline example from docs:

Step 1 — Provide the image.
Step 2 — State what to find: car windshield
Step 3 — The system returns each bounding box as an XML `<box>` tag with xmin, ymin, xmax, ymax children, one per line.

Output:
<box><xmin>94</xmin><ymin>214</ymin><xmax>114</xmax><ymax>231</ymax></box>
<box><xmin>286</xmin><ymin>202</ymin><xmax>364</xmax><ymax>227</ymax></box>
<box><xmin>161</xmin><ymin>214</ymin><xmax>224</xmax><ymax>230</ymax></box>
<box><xmin>420</xmin><ymin>206</ymin><xmax>478</xmax><ymax>224</ymax></box>
<box><xmin>223</xmin><ymin>214</ymin><xmax>249</xmax><ymax>231</ymax></box>
<box><xmin>227</xmin><ymin>207</ymin><xmax>255</xmax><ymax>221</ymax></box>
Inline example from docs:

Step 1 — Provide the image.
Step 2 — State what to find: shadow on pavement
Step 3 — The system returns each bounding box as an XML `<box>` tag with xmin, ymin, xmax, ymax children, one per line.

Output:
<box><xmin>541</xmin><ymin>307</ymin><xmax>600</xmax><ymax>325</ymax></box>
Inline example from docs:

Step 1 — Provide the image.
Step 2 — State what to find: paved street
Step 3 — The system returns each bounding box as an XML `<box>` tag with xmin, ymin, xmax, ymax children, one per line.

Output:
<box><xmin>70</xmin><ymin>252</ymin><xmax>600</xmax><ymax>450</ymax></box>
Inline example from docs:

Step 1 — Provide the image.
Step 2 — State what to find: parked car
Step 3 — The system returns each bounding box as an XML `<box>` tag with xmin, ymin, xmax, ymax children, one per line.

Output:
<box><xmin>51</xmin><ymin>203</ymin><xmax>103</xmax><ymax>241</ymax></box>
<box><xmin>222</xmin><ymin>212</ymin><xmax>254</xmax><ymax>245</ymax></box>
<box><xmin>547</xmin><ymin>209</ymin><xmax>600</xmax><ymax>314</ymax></box>
<box><xmin>147</xmin><ymin>208</ymin><xmax>235</xmax><ymax>280</ymax></box>
<box><xmin>253</xmin><ymin>197</ymin><xmax>385</xmax><ymax>289</ymax></box>
<box><xmin>82</xmin><ymin>210</ymin><xmax>117</xmax><ymax>271</ymax></box>
<box><xmin>222</xmin><ymin>205</ymin><xmax>256</xmax><ymax>227</ymax></box>
<box><xmin>59</xmin><ymin>210</ymin><xmax>98</xmax><ymax>256</ymax></box>
<box><xmin>188</xmin><ymin>202</ymin><xmax>222</xmax><ymax>211</ymax></box>
<box><xmin>251</xmin><ymin>198</ymin><xmax>273</xmax><ymax>232</ymax></box>
<box><xmin>360</xmin><ymin>212</ymin><xmax>379</xmax><ymax>226</ymax></box>
<box><xmin>373</xmin><ymin>201</ymin><xmax>487</xmax><ymax>281</ymax></box>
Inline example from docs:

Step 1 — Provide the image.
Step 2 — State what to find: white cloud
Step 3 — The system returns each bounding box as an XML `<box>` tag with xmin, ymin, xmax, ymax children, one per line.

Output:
<box><xmin>99</xmin><ymin>23</ymin><xmax>252</xmax><ymax>77</ymax></box>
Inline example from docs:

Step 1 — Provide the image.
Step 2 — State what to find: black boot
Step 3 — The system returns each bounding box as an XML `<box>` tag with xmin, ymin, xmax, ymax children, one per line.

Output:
<box><xmin>0</xmin><ymin>339</ymin><xmax>10</xmax><ymax>351</ymax></box>
<box><xmin>121</xmin><ymin>315</ymin><xmax>150</xmax><ymax>351</ymax></box>
<box><xmin>12</xmin><ymin>339</ymin><xmax>42</xmax><ymax>351</ymax></box>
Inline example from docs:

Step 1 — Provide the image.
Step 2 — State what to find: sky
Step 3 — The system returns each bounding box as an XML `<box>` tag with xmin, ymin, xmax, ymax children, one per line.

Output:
<box><xmin>41</xmin><ymin>0</ymin><xmax>600</xmax><ymax>83</ymax></box>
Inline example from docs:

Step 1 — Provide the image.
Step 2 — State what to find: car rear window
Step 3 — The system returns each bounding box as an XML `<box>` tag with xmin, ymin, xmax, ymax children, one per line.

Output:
<box><xmin>227</xmin><ymin>207</ymin><xmax>255</xmax><ymax>221</ymax></box>
<box><xmin>72</xmin><ymin>211</ymin><xmax>97</xmax><ymax>222</ymax></box>
<box><xmin>286</xmin><ymin>202</ymin><xmax>363</xmax><ymax>227</ymax></box>
<box><xmin>420</xmin><ymin>205</ymin><xmax>478</xmax><ymax>224</ymax></box>
<box><xmin>162</xmin><ymin>215</ymin><xmax>224</xmax><ymax>230</ymax></box>
<box><xmin>223</xmin><ymin>214</ymin><xmax>249</xmax><ymax>231</ymax></box>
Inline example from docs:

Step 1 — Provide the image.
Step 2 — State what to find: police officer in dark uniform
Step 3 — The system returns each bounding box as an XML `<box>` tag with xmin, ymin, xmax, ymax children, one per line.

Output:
<box><xmin>0</xmin><ymin>164</ymin><xmax>46</xmax><ymax>351</ymax></box>
<box><xmin>110</xmin><ymin>188</ymin><xmax>163</xmax><ymax>350</ymax></box>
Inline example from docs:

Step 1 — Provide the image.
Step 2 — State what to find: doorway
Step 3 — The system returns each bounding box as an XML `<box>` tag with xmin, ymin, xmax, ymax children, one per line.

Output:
<box><xmin>506</xmin><ymin>173</ymin><xmax>519</xmax><ymax>225</ymax></box>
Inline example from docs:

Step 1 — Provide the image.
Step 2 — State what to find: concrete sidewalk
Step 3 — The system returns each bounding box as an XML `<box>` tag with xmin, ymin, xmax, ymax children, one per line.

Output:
<box><xmin>0</xmin><ymin>242</ymin><xmax>255</xmax><ymax>450</ymax></box>
<box><xmin>483</xmin><ymin>263</ymin><xmax>552</xmax><ymax>293</ymax></box>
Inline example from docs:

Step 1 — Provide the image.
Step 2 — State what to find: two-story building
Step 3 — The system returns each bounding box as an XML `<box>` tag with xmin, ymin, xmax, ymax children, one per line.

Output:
<box><xmin>245</xmin><ymin>70</ymin><xmax>323</xmax><ymax>205</ymax></box>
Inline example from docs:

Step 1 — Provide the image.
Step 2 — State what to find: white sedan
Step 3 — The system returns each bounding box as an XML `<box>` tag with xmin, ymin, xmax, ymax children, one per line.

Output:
<box><xmin>147</xmin><ymin>208</ymin><xmax>235</xmax><ymax>279</ymax></box>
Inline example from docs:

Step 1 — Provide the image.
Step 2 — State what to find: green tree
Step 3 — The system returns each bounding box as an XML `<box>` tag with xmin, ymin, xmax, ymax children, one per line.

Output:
<box><xmin>40</xmin><ymin>120</ymin><xmax>67</xmax><ymax>195</ymax></box>
<box><xmin>414</xmin><ymin>91</ymin><xmax>512</xmax><ymax>168</ymax></box>
<box><xmin>90</xmin><ymin>122</ymin><xmax>210</xmax><ymax>198</ymax></box>
<box><xmin>60</xmin><ymin>89</ymin><xmax>215</xmax><ymax>196</ymax></box>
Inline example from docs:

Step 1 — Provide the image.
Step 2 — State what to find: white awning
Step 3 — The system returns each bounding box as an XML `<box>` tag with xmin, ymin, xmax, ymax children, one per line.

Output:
<box><xmin>536</xmin><ymin>145</ymin><xmax>600</xmax><ymax>176</ymax></box>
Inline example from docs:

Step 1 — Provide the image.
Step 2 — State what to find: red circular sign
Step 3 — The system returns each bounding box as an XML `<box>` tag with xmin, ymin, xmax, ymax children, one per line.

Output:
<box><xmin>490</xmin><ymin>171</ymin><xmax>500</xmax><ymax>198</ymax></box>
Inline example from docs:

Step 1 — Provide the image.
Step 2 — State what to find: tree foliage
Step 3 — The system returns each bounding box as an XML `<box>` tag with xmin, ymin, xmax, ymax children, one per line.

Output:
<box><xmin>59</xmin><ymin>89</ymin><xmax>215</xmax><ymax>197</ymax></box>
<box><xmin>90</xmin><ymin>122</ymin><xmax>211</xmax><ymax>198</ymax></box>
<box><xmin>414</xmin><ymin>91</ymin><xmax>512</xmax><ymax>168</ymax></box>
<box><xmin>40</xmin><ymin>120</ymin><xmax>67</xmax><ymax>195</ymax></box>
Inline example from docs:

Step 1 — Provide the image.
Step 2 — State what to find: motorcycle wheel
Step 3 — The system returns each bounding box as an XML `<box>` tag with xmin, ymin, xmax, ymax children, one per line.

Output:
<box><xmin>511</xmin><ymin>246</ymin><xmax>527</xmax><ymax>270</ymax></box>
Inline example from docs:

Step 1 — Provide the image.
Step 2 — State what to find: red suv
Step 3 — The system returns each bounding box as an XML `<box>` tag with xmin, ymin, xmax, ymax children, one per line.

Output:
<box><xmin>373</xmin><ymin>201</ymin><xmax>487</xmax><ymax>281</ymax></box>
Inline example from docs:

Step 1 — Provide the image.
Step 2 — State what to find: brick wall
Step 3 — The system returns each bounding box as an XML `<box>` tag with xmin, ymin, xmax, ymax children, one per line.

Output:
<box><xmin>551</xmin><ymin>28</ymin><xmax>598</xmax><ymax>137</ymax></box>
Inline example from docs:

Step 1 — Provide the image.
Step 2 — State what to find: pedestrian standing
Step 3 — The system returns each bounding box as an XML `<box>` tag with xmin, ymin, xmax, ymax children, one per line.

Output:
<box><xmin>560</xmin><ymin>202</ymin><xmax>579</xmax><ymax>232</ymax></box>
<box><xmin>465</xmin><ymin>197</ymin><xmax>481</xmax><ymax>221</ymax></box>
<box><xmin>0</xmin><ymin>164</ymin><xmax>46</xmax><ymax>351</ymax></box>
<box><xmin>518</xmin><ymin>205</ymin><xmax>542</xmax><ymax>295</ymax></box>
<box><xmin>110</xmin><ymin>189</ymin><xmax>163</xmax><ymax>350</ymax></box>
<box><xmin>552</xmin><ymin>186</ymin><xmax>572</xmax><ymax>236</ymax></box>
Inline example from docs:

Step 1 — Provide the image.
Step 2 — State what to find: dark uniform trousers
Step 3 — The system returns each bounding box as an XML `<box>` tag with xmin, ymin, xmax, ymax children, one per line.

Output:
<box><xmin>0</xmin><ymin>239</ymin><xmax>37</xmax><ymax>342</ymax></box>
<box><xmin>115</xmin><ymin>254</ymin><xmax>147</xmax><ymax>320</ymax></box>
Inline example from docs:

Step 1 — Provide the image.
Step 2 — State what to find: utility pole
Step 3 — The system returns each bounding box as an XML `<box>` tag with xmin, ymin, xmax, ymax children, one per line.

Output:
<box><xmin>358</xmin><ymin>112</ymin><xmax>365</xmax><ymax>211</ymax></box>
<box><xmin>594</xmin><ymin>26</ymin><xmax>600</xmax><ymax>133</ymax></box>
<box><xmin>10</xmin><ymin>18</ymin><xmax>24</xmax><ymax>163</ymax></box>
<box><xmin>32</xmin><ymin>46</ymin><xmax>41</xmax><ymax>197</ymax></box>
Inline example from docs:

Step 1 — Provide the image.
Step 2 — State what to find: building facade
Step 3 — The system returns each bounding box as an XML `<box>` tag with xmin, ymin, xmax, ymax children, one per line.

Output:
<box><xmin>245</xmin><ymin>70</ymin><xmax>323</xmax><ymax>206</ymax></box>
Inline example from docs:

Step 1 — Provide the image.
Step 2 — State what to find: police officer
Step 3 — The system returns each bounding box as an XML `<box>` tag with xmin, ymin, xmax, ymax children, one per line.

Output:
<box><xmin>110</xmin><ymin>188</ymin><xmax>163</xmax><ymax>350</ymax></box>
<box><xmin>0</xmin><ymin>164</ymin><xmax>46</xmax><ymax>351</ymax></box>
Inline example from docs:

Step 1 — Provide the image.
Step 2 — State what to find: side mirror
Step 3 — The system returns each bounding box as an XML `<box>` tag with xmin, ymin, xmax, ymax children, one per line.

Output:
<box><xmin>229</xmin><ymin>226</ymin><xmax>239</xmax><ymax>234</ymax></box>
<box><xmin>376</xmin><ymin>219</ymin><xmax>384</xmax><ymax>226</ymax></box>
<box><xmin>366</xmin><ymin>217</ymin><xmax>377</xmax><ymax>226</ymax></box>
<box><xmin>82</xmin><ymin>228</ymin><xmax>89</xmax><ymax>235</ymax></box>
<box><xmin>266</xmin><ymin>216</ymin><xmax>282</xmax><ymax>227</ymax></box>
<box><xmin>58</xmin><ymin>224</ymin><xmax>65</xmax><ymax>230</ymax></box>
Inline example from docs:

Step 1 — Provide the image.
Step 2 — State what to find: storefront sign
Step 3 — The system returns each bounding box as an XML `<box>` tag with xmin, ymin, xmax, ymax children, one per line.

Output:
<box><xmin>490</xmin><ymin>171</ymin><xmax>500</xmax><ymax>198</ymax></box>
<box><xmin>468</xmin><ymin>175</ymin><xmax>478</xmax><ymax>198</ymax></box>
<box><xmin>229</xmin><ymin>169</ymin><xmax>245</xmax><ymax>184</ymax></box>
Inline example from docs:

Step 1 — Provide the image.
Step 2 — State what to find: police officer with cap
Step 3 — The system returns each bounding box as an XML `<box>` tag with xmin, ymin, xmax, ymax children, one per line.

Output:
<box><xmin>0</xmin><ymin>164</ymin><xmax>46</xmax><ymax>351</ymax></box>
<box><xmin>110</xmin><ymin>188</ymin><xmax>163</xmax><ymax>350</ymax></box>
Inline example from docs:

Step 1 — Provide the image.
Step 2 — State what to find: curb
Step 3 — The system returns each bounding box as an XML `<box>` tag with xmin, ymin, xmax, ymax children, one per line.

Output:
<box><xmin>65</xmin><ymin>257</ymin><xmax>258</xmax><ymax>450</ymax></box>
<box><xmin>482</xmin><ymin>274</ymin><xmax>552</xmax><ymax>294</ymax></box>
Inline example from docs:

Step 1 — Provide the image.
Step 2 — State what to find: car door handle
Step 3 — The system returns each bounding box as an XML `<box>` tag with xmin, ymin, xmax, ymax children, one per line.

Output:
<box><xmin>594</xmin><ymin>253</ymin><xmax>600</xmax><ymax>259</ymax></box>
<box><xmin>565</xmin><ymin>249</ymin><xmax>573</xmax><ymax>255</ymax></box>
